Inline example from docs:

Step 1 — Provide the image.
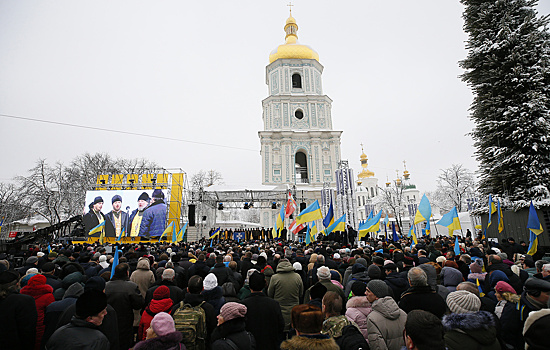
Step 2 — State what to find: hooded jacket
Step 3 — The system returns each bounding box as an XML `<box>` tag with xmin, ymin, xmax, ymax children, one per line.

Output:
<box><xmin>442</xmin><ymin>311</ymin><xmax>500</xmax><ymax>350</ymax></box>
<box><xmin>130</xmin><ymin>258</ymin><xmax>156</xmax><ymax>298</ymax></box>
<box><xmin>345</xmin><ymin>296</ymin><xmax>372</xmax><ymax>339</ymax></box>
<box><xmin>281</xmin><ymin>334</ymin><xmax>339</xmax><ymax>350</ymax></box>
<box><xmin>137</xmin><ymin>296</ymin><xmax>174</xmax><ymax>341</ymax></box>
<box><xmin>366</xmin><ymin>296</ymin><xmax>407</xmax><ymax>350</ymax></box>
<box><xmin>384</xmin><ymin>271</ymin><xmax>409</xmax><ymax>302</ymax></box>
<box><xmin>418</xmin><ymin>263</ymin><xmax>450</xmax><ymax>300</ymax></box>
<box><xmin>20</xmin><ymin>274</ymin><xmax>55</xmax><ymax>350</ymax></box>
<box><xmin>138</xmin><ymin>200</ymin><xmax>167</xmax><ymax>237</ymax></box>
<box><xmin>267</xmin><ymin>260</ymin><xmax>304</xmax><ymax>330</ymax></box>
<box><xmin>440</xmin><ymin>267</ymin><xmax>463</xmax><ymax>292</ymax></box>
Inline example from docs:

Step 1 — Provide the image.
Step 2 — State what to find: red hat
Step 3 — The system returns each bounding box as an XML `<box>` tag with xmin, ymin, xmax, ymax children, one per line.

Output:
<box><xmin>28</xmin><ymin>274</ymin><xmax>47</xmax><ymax>286</ymax></box>
<box><xmin>495</xmin><ymin>281</ymin><xmax>516</xmax><ymax>295</ymax></box>
<box><xmin>153</xmin><ymin>285</ymin><xmax>170</xmax><ymax>300</ymax></box>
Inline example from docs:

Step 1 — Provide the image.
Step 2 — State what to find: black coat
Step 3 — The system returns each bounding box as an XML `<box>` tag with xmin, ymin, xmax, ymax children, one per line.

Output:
<box><xmin>46</xmin><ymin>318</ymin><xmax>109</xmax><ymax>350</ymax></box>
<box><xmin>398</xmin><ymin>285</ymin><xmax>447</xmax><ymax>319</ymax></box>
<box><xmin>83</xmin><ymin>210</ymin><xmax>106</xmax><ymax>236</ymax></box>
<box><xmin>105</xmin><ymin>278</ymin><xmax>145</xmax><ymax>350</ymax></box>
<box><xmin>486</xmin><ymin>263</ymin><xmax>523</xmax><ymax>294</ymax></box>
<box><xmin>384</xmin><ymin>272</ymin><xmax>409</xmax><ymax>302</ymax></box>
<box><xmin>57</xmin><ymin>303</ymin><xmax>119</xmax><ymax>350</ymax></box>
<box><xmin>211</xmin><ymin>318</ymin><xmax>256</xmax><ymax>350</ymax></box>
<box><xmin>240</xmin><ymin>258</ymin><xmax>255</xmax><ymax>280</ymax></box>
<box><xmin>211</xmin><ymin>263</ymin><xmax>235</xmax><ymax>286</ymax></box>
<box><xmin>104</xmin><ymin>211</ymin><xmax>130</xmax><ymax>238</ymax></box>
<box><xmin>241</xmin><ymin>292</ymin><xmax>284</xmax><ymax>350</ymax></box>
<box><xmin>189</xmin><ymin>261</ymin><xmax>210</xmax><ymax>278</ymax></box>
<box><xmin>0</xmin><ymin>292</ymin><xmax>37</xmax><ymax>350</ymax></box>
<box><xmin>145</xmin><ymin>280</ymin><xmax>185</xmax><ymax>306</ymax></box>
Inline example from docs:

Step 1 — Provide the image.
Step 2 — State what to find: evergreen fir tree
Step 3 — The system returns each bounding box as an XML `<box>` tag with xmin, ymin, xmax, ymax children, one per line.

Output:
<box><xmin>460</xmin><ymin>0</ymin><xmax>550</xmax><ymax>201</ymax></box>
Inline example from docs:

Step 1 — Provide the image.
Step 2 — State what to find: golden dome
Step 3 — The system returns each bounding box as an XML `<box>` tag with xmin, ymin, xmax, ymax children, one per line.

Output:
<box><xmin>358</xmin><ymin>145</ymin><xmax>374</xmax><ymax>178</ymax></box>
<box><xmin>269</xmin><ymin>13</ymin><xmax>319</xmax><ymax>64</ymax></box>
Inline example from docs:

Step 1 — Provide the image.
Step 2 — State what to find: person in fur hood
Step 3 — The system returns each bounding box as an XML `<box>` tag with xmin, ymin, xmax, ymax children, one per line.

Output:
<box><xmin>345</xmin><ymin>281</ymin><xmax>371</xmax><ymax>340</ymax></box>
<box><xmin>442</xmin><ymin>290</ymin><xmax>500</xmax><ymax>350</ymax></box>
<box><xmin>281</xmin><ymin>304</ymin><xmax>338</xmax><ymax>350</ymax></box>
<box><xmin>133</xmin><ymin>312</ymin><xmax>183</xmax><ymax>350</ymax></box>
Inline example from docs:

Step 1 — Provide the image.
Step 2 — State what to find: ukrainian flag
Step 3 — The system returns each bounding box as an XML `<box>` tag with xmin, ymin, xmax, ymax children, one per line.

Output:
<box><xmin>116</xmin><ymin>227</ymin><xmax>126</xmax><ymax>242</ymax></box>
<box><xmin>323</xmin><ymin>214</ymin><xmax>346</xmax><ymax>236</ymax></box>
<box><xmin>454</xmin><ymin>236</ymin><xmax>460</xmax><ymax>256</ymax></box>
<box><xmin>527</xmin><ymin>201</ymin><xmax>543</xmax><ymax>256</ymax></box>
<box><xmin>487</xmin><ymin>195</ymin><xmax>497</xmax><ymax>228</ymax></box>
<box><xmin>158</xmin><ymin>222</ymin><xmax>175</xmax><ymax>242</ymax></box>
<box><xmin>436</xmin><ymin>207</ymin><xmax>462</xmax><ymax>236</ymax></box>
<box><xmin>410</xmin><ymin>225</ymin><xmax>418</xmax><ymax>244</ymax></box>
<box><xmin>414</xmin><ymin>194</ymin><xmax>432</xmax><ymax>225</ymax></box>
<box><xmin>272</xmin><ymin>226</ymin><xmax>279</xmax><ymax>239</ymax></box>
<box><xmin>476</xmin><ymin>278</ymin><xmax>485</xmax><ymax>297</ymax></box>
<box><xmin>296</xmin><ymin>200</ymin><xmax>323</xmax><ymax>224</ymax></box>
<box><xmin>358</xmin><ymin>210</ymin><xmax>382</xmax><ymax>237</ymax></box>
<box><xmin>277</xmin><ymin>204</ymin><xmax>285</xmax><ymax>232</ymax></box>
<box><xmin>88</xmin><ymin>221</ymin><xmax>105</xmax><ymax>236</ymax></box>
<box><xmin>323</xmin><ymin>200</ymin><xmax>335</xmax><ymax>228</ymax></box>
<box><xmin>497</xmin><ymin>200</ymin><xmax>504</xmax><ymax>233</ymax></box>
<box><xmin>177</xmin><ymin>222</ymin><xmax>188</xmax><ymax>241</ymax></box>
<box><xmin>209</xmin><ymin>227</ymin><xmax>221</xmax><ymax>239</ymax></box>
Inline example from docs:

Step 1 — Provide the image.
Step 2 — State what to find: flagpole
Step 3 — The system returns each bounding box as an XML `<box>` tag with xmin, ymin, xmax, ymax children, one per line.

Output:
<box><xmin>432</xmin><ymin>216</ymin><xmax>440</xmax><ymax>236</ymax></box>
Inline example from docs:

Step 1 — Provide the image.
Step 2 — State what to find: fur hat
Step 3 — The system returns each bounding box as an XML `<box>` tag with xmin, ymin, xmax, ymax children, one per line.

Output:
<box><xmin>367</xmin><ymin>280</ymin><xmax>390</xmax><ymax>299</ymax></box>
<box><xmin>204</xmin><ymin>273</ymin><xmax>218</xmax><ymax>291</ymax></box>
<box><xmin>446</xmin><ymin>290</ymin><xmax>481</xmax><ymax>314</ymax></box>
<box><xmin>154</xmin><ymin>285</ymin><xmax>170</xmax><ymax>300</ymax></box>
<box><xmin>111</xmin><ymin>195</ymin><xmax>122</xmax><ymax>204</ymax></box>
<box><xmin>41</xmin><ymin>262</ymin><xmax>55</xmax><ymax>273</ymax></box>
<box><xmin>150</xmin><ymin>312</ymin><xmax>176</xmax><ymax>336</ymax></box>
<box><xmin>37</xmin><ymin>252</ymin><xmax>45</xmax><ymax>257</ymax></box>
<box><xmin>220</xmin><ymin>302</ymin><xmax>247</xmax><ymax>322</ymax></box>
<box><xmin>152</xmin><ymin>189</ymin><xmax>164</xmax><ymax>199</ymax></box>
<box><xmin>317</xmin><ymin>266</ymin><xmax>331</xmax><ymax>280</ymax></box>
<box><xmin>436</xmin><ymin>256</ymin><xmax>447</xmax><ymax>264</ymax></box>
<box><xmin>76</xmin><ymin>290</ymin><xmax>107</xmax><ymax>318</ymax></box>
<box><xmin>138</xmin><ymin>192</ymin><xmax>150</xmax><ymax>202</ymax></box>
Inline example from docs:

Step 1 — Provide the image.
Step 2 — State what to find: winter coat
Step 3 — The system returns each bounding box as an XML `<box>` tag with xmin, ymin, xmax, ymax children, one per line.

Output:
<box><xmin>44</xmin><ymin>274</ymin><xmax>62</xmax><ymax>295</ymax></box>
<box><xmin>83</xmin><ymin>210</ymin><xmax>106</xmax><ymax>236</ymax></box>
<box><xmin>267</xmin><ymin>260</ymin><xmax>304</xmax><ymax>330</ymax></box>
<box><xmin>105</xmin><ymin>278</ymin><xmax>145</xmax><ymax>350</ymax></box>
<box><xmin>366</xmin><ymin>296</ymin><xmax>407</xmax><ymax>350</ymax></box>
<box><xmin>418</xmin><ymin>263</ymin><xmax>450</xmax><ymax>301</ymax></box>
<box><xmin>52</xmin><ymin>271</ymin><xmax>85</xmax><ymax>301</ymax></box>
<box><xmin>238</xmin><ymin>284</ymin><xmax>252</xmax><ymax>300</ymax></box>
<box><xmin>131</xmin><ymin>258</ymin><xmax>156</xmax><ymax>298</ymax></box>
<box><xmin>486</xmin><ymin>262</ymin><xmax>523</xmax><ymax>294</ymax></box>
<box><xmin>188</xmin><ymin>260</ymin><xmax>210</xmax><ymax>278</ymax></box>
<box><xmin>211</xmin><ymin>263</ymin><xmax>235</xmax><ymax>286</ymax></box>
<box><xmin>495</xmin><ymin>300</ymin><xmax>523</xmax><ymax>349</ymax></box>
<box><xmin>240</xmin><ymin>257</ymin><xmax>255</xmax><ymax>280</ymax></box>
<box><xmin>20</xmin><ymin>274</ymin><xmax>55</xmax><ymax>350</ymax></box>
<box><xmin>344</xmin><ymin>271</ymin><xmax>370</xmax><ymax>298</ymax></box>
<box><xmin>221</xmin><ymin>282</ymin><xmax>240</xmax><ymax>303</ymax></box>
<box><xmin>137</xmin><ymin>297</ymin><xmax>174</xmax><ymax>341</ymax></box>
<box><xmin>281</xmin><ymin>334</ymin><xmax>339</xmax><ymax>350</ymax></box>
<box><xmin>384</xmin><ymin>272</ymin><xmax>409</xmax><ymax>302</ymax></box>
<box><xmin>104</xmin><ymin>210</ymin><xmax>129</xmax><ymax>237</ymax></box>
<box><xmin>145</xmin><ymin>280</ymin><xmax>185</xmax><ymax>306</ymax></box>
<box><xmin>0</xmin><ymin>291</ymin><xmax>38</xmax><ymax>350</ymax></box>
<box><xmin>56</xmin><ymin>302</ymin><xmax>119</xmax><ymax>350</ymax></box>
<box><xmin>440</xmin><ymin>267</ymin><xmax>463</xmax><ymax>292</ymax></box>
<box><xmin>176</xmin><ymin>292</ymin><xmax>217</xmax><ymax>346</ymax></box>
<box><xmin>42</xmin><ymin>282</ymin><xmax>84</xmax><ymax>347</ymax></box>
<box><xmin>139</xmin><ymin>200</ymin><xmax>167</xmax><ymax>237</ymax></box>
<box><xmin>211</xmin><ymin>317</ymin><xmax>256</xmax><ymax>350</ymax></box>
<box><xmin>345</xmin><ymin>296</ymin><xmax>372</xmax><ymax>340</ymax></box>
<box><xmin>398</xmin><ymin>285</ymin><xmax>447</xmax><ymax>319</ymax></box>
<box><xmin>202</xmin><ymin>286</ymin><xmax>226</xmax><ymax>316</ymax></box>
<box><xmin>242</xmin><ymin>291</ymin><xmax>285</xmax><ymax>350</ymax></box>
<box><xmin>442</xmin><ymin>311</ymin><xmax>500</xmax><ymax>350</ymax></box>
<box><xmin>46</xmin><ymin>317</ymin><xmax>109</xmax><ymax>350</ymax></box>
<box><xmin>133</xmin><ymin>331</ymin><xmax>183</xmax><ymax>350</ymax></box>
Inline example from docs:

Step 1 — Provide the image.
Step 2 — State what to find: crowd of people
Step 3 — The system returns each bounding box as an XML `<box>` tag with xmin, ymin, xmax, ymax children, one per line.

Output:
<box><xmin>1</xmin><ymin>234</ymin><xmax>549</xmax><ymax>350</ymax></box>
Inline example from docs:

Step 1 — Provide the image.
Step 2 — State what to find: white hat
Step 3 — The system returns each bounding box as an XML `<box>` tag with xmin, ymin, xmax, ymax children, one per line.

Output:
<box><xmin>37</xmin><ymin>252</ymin><xmax>45</xmax><ymax>257</ymax></box>
<box><xmin>293</xmin><ymin>262</ymin><xmax>302</xmax><ymax>271</ymax></box>
<box><xmin>204</xmin><ymin>273</ymin><xmax>218</xmax><ymax>291</ymax></box>
<box><xmin>333</xmin><ymin>253</ymin><xmax>341</xmax><ymax>259</ymax></box>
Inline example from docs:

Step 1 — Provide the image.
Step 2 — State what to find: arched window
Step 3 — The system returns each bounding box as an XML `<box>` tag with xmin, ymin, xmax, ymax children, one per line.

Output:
<box><xmin>295</xmin><ymin>151</ymin><xmax>308</xmax><ymax>183</ymax></box>
<box><xmin>292</xmin><ymin>73</ymin><xmax>302</xmax><ymax>89</ymax></box>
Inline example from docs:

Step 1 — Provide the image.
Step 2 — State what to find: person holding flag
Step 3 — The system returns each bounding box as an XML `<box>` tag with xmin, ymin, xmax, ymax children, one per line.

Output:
<box><xmin>83</xmin><ymin>196</ymin><xmax>105</xmax><ymax>237</ymax></box>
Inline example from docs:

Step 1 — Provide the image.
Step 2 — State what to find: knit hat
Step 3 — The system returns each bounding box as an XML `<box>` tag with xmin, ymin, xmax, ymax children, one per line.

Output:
<box><xmin>150</xmin><ymin>312</ymin><xmax>176</xmax><ymax>336</ymax></box>
<box><xmin>154</xmin><ymin>285</ymin><xmax>171</xmax><ymax>300</ymax></box>
<box><xmin>446</xmin><ymin>290</ymin><xmax>481</xmax><ymax>314</ymax></box>
<box><xmin>204</xmin><ymin>273</ymin><xmax>218</xmax><ymax>291</ymax></box>
<box><xmin>26</xmin><ymin>268</ymin><xmax>39</xmax><ymax>275</ymax></box>
<box><xmin>333</xmin><ymin>253</ymin><xmax>340</xmax><ymax>259</ymax></box>
<box><xmin>495</xmin><ymin>281</ymin><xmax>516</xmax><ymax>295</ymax></box>
<box><xmin>248</xmin><ymin>272</ymin><xmax>266</xmax><ymax>291</ymax></box>
<box><xmin>41</xmin><ymin>262</ymin><xmax>55</xmax><ymax>273</ymax></box>
<box><xmin>111</xmin><ymin>195</ymin><xmax>122</xmax><ymax>204</ymax></box>
<box><xmin>367</xmin><ymin>264</ymin><xmax>382</xmax><ymax>280</ymax></box>
<box><xmin>152</xmin><ymin>189</ymin><xmax>164</xmax><ymax>199</ymax></box>
<box><xmin>317</xmin><ymin>266</ymin><xmax>331</xmax><ymax>280</ymax></box>
<box><xmin>469</xmin><ymin>260</ymin><xmax>483</xmax><ymax>273</ymax></box>
<box><xmin>367</xmin><ymin>280</ymin><xmax>390</xmax><ymax>299</ymax></box>
<box><xmin>220</xmin><ymin>302</ymin><xmax>247</xmax><ymax>322</ymax></box>
<box><xmin>76</xmin><ymin>290</ymin><xmax>107</xmax><ymax>318</ymax></box>
<box><xmin>37</xmin><ymin>252</ymin><xmax>45</xmax><ymax>257</ymax></box>
<box><xmin>352</xmin><ymin>263</ymin><xmax>367</xmax><ymax>274</ymax></box>
<box><xmin>138</xmin><ymin>192</ymin><xmax>150</xmax><ymax>202</ymax></box>
<box><xmin>48</xmin><ymin>252</ymin><xmax>58</xmax><ymax>258</ymax></box>
<box><xmin>26</xmin><ymin>256</ymin><xmax>38</xmax><ymax>265</ymax></box>
<box><xmin>351</xmin><ymin>281</ymin><xmax>367</xmax><ymax>296</ymax></box>
<box><xmin>293</xmin><ymin>262</ymin><xmax>302</xmax><ymax>271</ymax></box>
<box><xmin>93</xmin><ymin>196</ymin><xmax>104</xmax><ymax>205</ymax></box>
<box><xmin>436</xmin><ymin>256</ymin><xmax>446</xmax><ymax>264</ymax></box>
<box><xmin>85</xmin><ymin>276</ymin><xmax>106</xmax><ymax>292</ymax></box>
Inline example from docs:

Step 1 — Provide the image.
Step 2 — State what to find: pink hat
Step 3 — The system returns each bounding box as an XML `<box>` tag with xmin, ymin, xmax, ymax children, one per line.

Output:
<box><xmin>470</xmin><ymin>260</ymin><xmax>483</xmax><ymax>273</ymax></box>
<box><xmin>220</xmin><ymin>302</ymin><xmax>247</xmax><ymax>322</ymax></box>
<box><xmin>150</xmin><ymin>312</ymin><xmax>176</xmax><ymax>336</ymax></box>
<box><xmin>495</xmin><ymin>281</ymin><xmax>516</xmax><ymax>295</ymax></box>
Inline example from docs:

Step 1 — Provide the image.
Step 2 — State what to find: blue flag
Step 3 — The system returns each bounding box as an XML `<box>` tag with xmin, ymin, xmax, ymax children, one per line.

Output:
<box><xmin>110</xmin><ymin>247</ymin><xmax>120</xmax><ymax>279</ymax></box>
<box><xmin>233</xmin><ymin>232</ymin><xmax>245</xmax><ymax>242</ymax></box>
<box><xmin>454</xmin><ymin>236</ymin><xmax>460</xmax><ymax>256</ymax></box>
<box><xmin>392</xmin><ymin>222</ymin><xmax>398</xmax><ymax>242</ymax></box>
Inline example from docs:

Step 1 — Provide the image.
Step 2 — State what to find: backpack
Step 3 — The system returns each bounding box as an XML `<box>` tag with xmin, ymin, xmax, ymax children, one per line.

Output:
<box><xmin>173</xmin><ymin>301</ymin><xmax>207</xmax><ymax>350</ymax></box>
<box><xmin>336</xmin><ymin>324</ymin><xmax>370</xmax><ymax>350</ymax></box>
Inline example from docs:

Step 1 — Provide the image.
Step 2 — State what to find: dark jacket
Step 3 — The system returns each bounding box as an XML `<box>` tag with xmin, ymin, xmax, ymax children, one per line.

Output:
<box><xmin>105</xmin><ymin>278</ymin><xmax>145</xmax><ymax>350</ymax></box>
<box><xmin>202</xmin><ymin>286</ymin><xmax>225</xmax><ymax>316</ymax></box>
<box><xmin>145</xmin><ymin>280</ymin><xmax>185</xmax><ymax>306</ymax></box>
<box><xmin>398</xmin><ymin>285</ymin><xmax>447</xmax><ymax>319</ymax></box>
<box><xmin>175</xmin><ymin>293</ymin><xmax>217</xmax><ymax>348</ymax></box>
<box><xmin>104</xmin><ymin>210</ymin><xmax>129</xmax><ymax>238</ymax></box>
<box><xmin>0</xmin><ymin>291</ymin><xmax>38</xmax><ymax>350</ymax></box>
<box><xmin>442</xmin><ymin>311</ymin><xmax>500</xmax><ymax>350</ymax></box>
<box><xmin>42</xmin><ymin>282</ymin><xmax>84</xmax><ymax>348</ymax></box>
<box><xmin>57</xmin><ymin>302</ymin><xmax>119</xmax><ymax>350</ymax></box>
<box><xmin>211</xmin><ymin>317</ymin><xmax>256</xmax><ymax>350</ymax></box>
<box><xmin>242</xmin><ymin>292</ymin><xmax>285</xmax><ymax>350</ymax></box>
<box><xmin>83</xmin><ymin>210</ymin><xmax>106</xmax><ymax>236</ymax></box>
<box><xmin>384</xmin><ymin>272</ymin><xmax>409</xmax><ymax>302</ymax></box>
<box><xmin>496</xmin><ymin>300</ymin><xmax>523</xmax><ymax>349</ymax></box>
<box><xmin>133</xmin><ymin>331</ymin><xmax>182</xmax><ymax>350</ymax></box>
<box><xmin>486</xmin><ymin>262</ymin><xmax>523</xmax><ymax>294</ymax></box>
<box><xmin>189</xmin><ymin>260</ymin><xmax>210</xmax><ymax>278</ymax></box>
<box><xmin>139</xmin><ymin>200</ymin><xmax>167</xmax><ymax>237</ymax></box>
<box><xmin>240</xmin><ymin>258</ymin><xmax>255</xmax><ymax>280</ymax></box>
<box><xmin>211</xmin><ymin>263</ymin><xmax>235</xmax><ymax>287</ymax></box>
<box><xmin>46</xmin><ymin>318</ymin><xmax>109</xmax><ymax>350</ymax></box>
<box><xmin>44</xmin><ymin>274</ymin><xmax>63</xmax><ymax>294</ymax></box>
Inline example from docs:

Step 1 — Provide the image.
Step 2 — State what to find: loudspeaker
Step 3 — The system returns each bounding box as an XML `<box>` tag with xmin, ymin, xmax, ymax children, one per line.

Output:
<box><xmin>300</xmin><ymin>202</ymin><xmax>307</xmax><ymax>212</ymax></box>
<box><xmin>188</xmin><ymin>205</ymin><xmax>196</xmax><ymax>226</ymax></box>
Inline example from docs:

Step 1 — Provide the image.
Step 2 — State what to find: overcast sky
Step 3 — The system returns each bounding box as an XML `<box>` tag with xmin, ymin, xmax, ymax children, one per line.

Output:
<box><xmin>1</xmin><ymin>1</ymin><xmax>550</xmax><ymax>193</ymax></box>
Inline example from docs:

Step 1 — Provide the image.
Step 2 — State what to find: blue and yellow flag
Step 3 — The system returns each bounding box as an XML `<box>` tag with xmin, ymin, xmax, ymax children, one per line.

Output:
<box><xmin>409</xmin><ymin>224</ymin><xmax>418</xmax><ymax>244</ymax></box>
<box><xmin>209</xmin><ymin>227</ymin><xmax>221</xmax><ymax>239</ymax></box>
<box><xmin>436</xmin><ymin>206</ymin><xmax>461</xmax><ymax>236</ymax></box>
<box><xmin>323</xmin><ymin>214</ymin><xmax>346</xmax><ymax>236</ymax></box>
<box><xmin>487</xmin><ymin>195</ymin><xmax>497</xmax><ymax>228</ymax></box>
<box><xmin>366</xmin><ymin>210</ymin><xmax>374</xmax><ymax>221</ymax></box>
<box><xmin>497</xmin><ymin>200</ymin><xmax>504</xmax><ymax>234</ymax></box>
<box><xmin>277</xmin><ymin>204</ymin><xmax>286</xmax><ymax>232</ymax></box>
<box><xmin>323</xmin><ymin>200</ymin><xmax>335</xmax><ymax>228</ymax></box>
<box><xmin>116</xmin><ymin>227</ymin><xmax>126</xmax><ymax>242</ymax></box>
<box><xmin>527</xmin><ymin>201</ymin><xmax>543</xmax><ymax>256</ymax></box>
<box><xmin>0</xmin><ymin>217</ymin><xmax>4</xmax><ymax>235</ymax></box>
<box><xmin>414</xmin><ymin>194</ymin><xmax>432</xmax><ymax>225</ymax></box>
<box><xmin>392</xmin><ymin>222</ymin><xmax>398</xmax><ymax>242</ymax></box>
<box><xmin>177</xmin><ymin>222</ymin><xmax>188</xmax><ymax>242</ymax></box>
<box><xmin>476</xmin><ymin>278</ymin><xmax>485</xmax><ymax>297</ymax></box>
<box><xmin>305</xmin><ymin>224</ymin><xmax>312</xmax><ymax>245</ymax></box>
<box><xmin>48</xmin><ymin>244</ymin><xmax>52</xmax><ymax>253</ymax></box>
<box><xmin>158</xmin><ymin>222</ymin><xmax>174</xmax><ymax>242</ymax></box>
<box><xmin>358</xmin><ymin>210</ymin><xmax>382</xmax><ymax>237</ymax></box>
<box><xmin>110</xmin><ymin>247</ymin><xmax>120</xmax><ymax>279</ymax></box>
<box><xmin>272</xmin><ymin>226</ymin><xmax>279</xmax><ymax>239</ymax></box>
<box><xmin>88</xmin><ymin>221</ymin><xmax>105</xmax><ymax>236</ymax></box>
<box><xmin>296</xmin><ymin>200</ymin><xmax>323</xmax><ymax>224</ymax></box>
